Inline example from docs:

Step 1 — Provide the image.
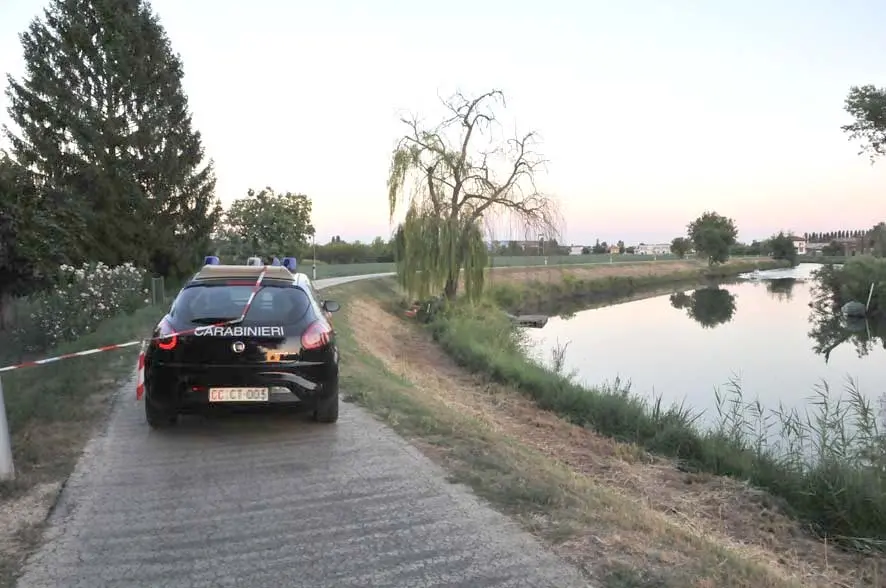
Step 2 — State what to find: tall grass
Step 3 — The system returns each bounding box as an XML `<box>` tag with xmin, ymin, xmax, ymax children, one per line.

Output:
<box><xmin>429</xmin><ymin>301</ymin><xmax>886</xmax><ymax>550</ymax></box>
<box><xmin>710</xmin><ymin>376</ymin><xmax>886</xmax><ymax>552</ymax></box>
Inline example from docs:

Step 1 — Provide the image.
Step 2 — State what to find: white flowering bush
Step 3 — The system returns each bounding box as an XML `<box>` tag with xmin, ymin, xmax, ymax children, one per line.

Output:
<box><xmin>15</xmin><ymin>261</ymin><xmax>150</xmax><ymax>351</ymax></box>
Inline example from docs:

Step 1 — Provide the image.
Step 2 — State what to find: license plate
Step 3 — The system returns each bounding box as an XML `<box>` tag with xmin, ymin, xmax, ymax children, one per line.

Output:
<box><xmin>208</xmin><ymin>387</ymin><xmax>269</xmax><ymax>402</ymax></box>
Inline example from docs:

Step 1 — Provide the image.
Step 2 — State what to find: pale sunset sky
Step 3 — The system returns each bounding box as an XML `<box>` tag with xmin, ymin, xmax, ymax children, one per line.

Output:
<box><xmin>1</xmin><ymin>0</ymin><xmax>885</xmax><ymax>246</ymax></box>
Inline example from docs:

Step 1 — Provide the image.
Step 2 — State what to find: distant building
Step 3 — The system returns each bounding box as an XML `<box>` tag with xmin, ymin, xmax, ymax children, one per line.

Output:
<box><xmin>608</xmin><ymin>244</ymin><xmax>620</xmax><ymax>254</ymax></box>
<box><xmin>805</xmin><ymin>242</ymin><xmax>826</xmax><ymax>256</ymax></box>
<box><xmin>634</xmin><ymin>243</ymin><xmax>671</xmax><ymax>255</ymax></box>
<box><xmin>569</xmin><ymin>245</ymin><xmax>584</xmax><ymax>255</ymax></box>
<box><xmin>790</xmin><ymin>236</ymin><xmax>807</xmax><ymax>255</ymax></box>
<box><xmin>488</xmin><ymin>240</ymin><xmax>544</xmax><ymax>253</ymax></box>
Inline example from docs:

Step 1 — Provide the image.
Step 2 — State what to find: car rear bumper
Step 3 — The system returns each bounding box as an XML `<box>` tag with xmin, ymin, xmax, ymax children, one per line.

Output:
<box><xmin>146</xmin><ymin>362</ymin><xmax>337</xmax><ymax>410</ymax></box>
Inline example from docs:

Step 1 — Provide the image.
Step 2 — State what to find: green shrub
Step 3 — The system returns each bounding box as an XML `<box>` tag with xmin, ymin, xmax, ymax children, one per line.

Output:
<box><xmin>813</xmin><ymin>256</ymin><xmax>886</xmax><ymax>315</ymax></box>
<box><xmin>13</xmin><ymin>261</ymin><xmax>149</xmax><ymax>352</ymax></box>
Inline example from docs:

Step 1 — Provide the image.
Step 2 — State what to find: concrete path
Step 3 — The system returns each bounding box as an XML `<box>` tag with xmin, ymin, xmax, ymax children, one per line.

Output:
<box><xmin>15</xmin><ymin>276</ymin><xmax>589</xmax><ymax>588</ymax></box>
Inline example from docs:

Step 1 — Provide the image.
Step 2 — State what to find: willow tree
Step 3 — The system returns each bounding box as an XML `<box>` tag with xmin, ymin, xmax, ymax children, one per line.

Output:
<box><xmin>388</xmin><ymin>89</ymin><xmax>558</xmax><ymax>301</ymax></box>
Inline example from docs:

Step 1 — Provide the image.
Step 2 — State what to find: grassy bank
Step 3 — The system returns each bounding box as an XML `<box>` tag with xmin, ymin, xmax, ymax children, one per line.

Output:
<box><xmin>486</xmin><ymin>258</ymin><xmax>787</xmax><ymax>314</ymax></box>
<box><xmin>428</xmin><ymin>278</ymin><xmax>886</xmax><ymax>551</ymax></box>
<box><xmin>328</xmin><ymin>278</ymin><xmax>880</xmax><ymax>587</ymax></box>
<box><xmin>0</xmin><ymin>303</ymin><xmax>166</xmax><ymax>586</ymax></box>
<box><xmin>308</xmin><ymin>253</ymin><xmax>777</xmax><ymax>279</ymax></box>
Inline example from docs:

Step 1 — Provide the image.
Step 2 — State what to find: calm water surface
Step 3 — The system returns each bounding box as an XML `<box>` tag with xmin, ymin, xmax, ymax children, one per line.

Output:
<box><xmin>523</xmin><ymin>264</ymin><xmax>886</xmax><ymax>425</ymax></box>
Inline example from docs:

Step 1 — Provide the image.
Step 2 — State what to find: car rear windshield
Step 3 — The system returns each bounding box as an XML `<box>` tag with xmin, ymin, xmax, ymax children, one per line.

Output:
<box><xmin>171</xmin><ymin>283</ymin><xmax>313</xmax><ymax>325</ymax></box>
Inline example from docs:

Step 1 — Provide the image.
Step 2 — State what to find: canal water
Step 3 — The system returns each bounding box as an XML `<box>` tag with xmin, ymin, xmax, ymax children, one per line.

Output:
<box><xmin>523</xmin><ymin>263</ymin><xmax>886</xmax><ymax>428</ymax></box>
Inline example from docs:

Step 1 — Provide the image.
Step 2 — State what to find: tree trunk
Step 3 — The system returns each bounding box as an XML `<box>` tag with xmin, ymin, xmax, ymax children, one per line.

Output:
<box><xmin>0</xmin><ymin>292</ymin><xmax>14</xmax><ymax>332</ymax></box>
<box><xmin>444</xmin><ymin>210</ymin><xmax>460</xmax><ymax>300</ymax></box>
<box><xmin>443</xmin><ymin>274</ymin><xmax>458</xmax><ymax>300</ymax></box>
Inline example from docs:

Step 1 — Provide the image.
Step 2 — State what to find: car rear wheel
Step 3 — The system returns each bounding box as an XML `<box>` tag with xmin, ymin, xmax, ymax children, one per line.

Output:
<box><xmin>145</xmin><ymin>394</ymin><xmax>178</xmax><ymax>429</ymax></box>
<box><xmin>313</xmin><ymin>381</ymin><xmax>339</xmax><ymax>423</ymax></box>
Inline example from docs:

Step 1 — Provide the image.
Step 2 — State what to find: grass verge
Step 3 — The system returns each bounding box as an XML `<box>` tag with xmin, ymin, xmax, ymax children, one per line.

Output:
<box><xmin>327</xmin><ymin>278</ymin><xmax>882</xmax><ymax>587</ymax></box>
<box><xmin>310</xmin><ymin>254</ymin><xmax>771</xmax><ymax>280</ymax></box>
<box><xmin>0</xmin><ymin>304</ymin><xmax>167</xmax><ymax>587</ymax></box>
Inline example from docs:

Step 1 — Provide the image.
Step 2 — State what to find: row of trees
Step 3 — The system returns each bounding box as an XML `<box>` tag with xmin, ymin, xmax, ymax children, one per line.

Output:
<box><xmin>212</xmin><ymin>229</ymin><xmax>398</xmax><ymax>265</ymax></box>
<box><xmin>493</xmin><ymin>238</ymin><xmax>631</xmax><ymax>256</ymax></box>
<box><xmin>582</xmin><ymin>239</ymin><xmax>630</xmax><ymax>254</ymax></box>
<box><xmin>805</xmin><ymin>230</ymin><xmax>870</xmax><ymax>242</ymax></box>
<box><xmin>667</xmin><ymin>213</ymin><xmax>803</xmax><ymax>266</ymax></box>
<box><xmin>490</xmin><ymin>239</ymin><xmax>569</xmax><ymax>257</ymax></box>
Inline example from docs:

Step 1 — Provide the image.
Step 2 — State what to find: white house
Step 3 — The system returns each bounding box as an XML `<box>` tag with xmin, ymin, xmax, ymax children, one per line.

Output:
<box><xmin>569</xmin><ymin>245</ymin><xmax>584</xmax><ymax>255</ymax></box>
<box><xmin>634</xmin><ymin>243</ymin><xmax>671</xmax><ymax>255</ymax></box>
<box><xmin>791</xmin><ymin>236</ymin><xmax>807</xmax><ymax>255</ymax></box>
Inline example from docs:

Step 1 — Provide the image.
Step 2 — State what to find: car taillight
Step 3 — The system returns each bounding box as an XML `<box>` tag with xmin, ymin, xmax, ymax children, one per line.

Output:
<box><xmin>155</xmin><ymin>320</ymin><xmax>178</xmax><ymax>350</ymax></box>
<box><xmin>301</xmin><ymin>320</ymin><xmax>332</xmax><ymax>350</ymax></box>
<box><xmin>157</xmin><ymin>333</ymin><xmax>177</xmax><ymax>350</ymax></box>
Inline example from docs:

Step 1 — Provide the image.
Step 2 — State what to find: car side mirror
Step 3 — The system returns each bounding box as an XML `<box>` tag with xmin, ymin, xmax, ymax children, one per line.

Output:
<box><xmin>323</xmin><ymin>300</ymin><xmax>341</xmax><ymax>313</ymax></box>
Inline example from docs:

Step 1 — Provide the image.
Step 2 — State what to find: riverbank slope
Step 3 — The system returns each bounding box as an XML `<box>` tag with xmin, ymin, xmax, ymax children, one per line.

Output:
<box><xmin>482</xmin><ymin>257</ymin><xmax>786</xmax><ymax>314</ymax></box>
<box><xmin>437</xmin><ymin>261</ymin><xmax>886</xmax><ymax>546</ymax></box>
<box><xmin>327</xmin><ymin>275</ymin><xmax>882</xmax><ymax>587</ymax></box>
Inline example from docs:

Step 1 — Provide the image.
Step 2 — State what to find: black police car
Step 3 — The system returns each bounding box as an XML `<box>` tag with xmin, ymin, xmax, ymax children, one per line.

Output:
<box><xmin>143</xmin><ymin>257</ymin><xmax>341</xmax><ymax>428</ymax></box>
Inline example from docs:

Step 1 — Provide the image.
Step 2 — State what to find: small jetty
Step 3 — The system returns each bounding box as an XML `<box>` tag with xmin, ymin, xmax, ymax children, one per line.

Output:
<box><xmin>505</xmin><ymin>313</ymin><xmax>549</xmax><ymax>328</ymax></box>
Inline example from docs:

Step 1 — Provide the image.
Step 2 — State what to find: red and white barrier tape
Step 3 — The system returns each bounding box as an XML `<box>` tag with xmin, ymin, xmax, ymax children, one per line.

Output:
<box><xmin>238</xmin><ymin>267</ymin><xmax>267</xmax><ymax>322</ymax></box>
<box><xmin>0</xmin><ymin>266</ymin><xmax>270</xmax><ymax>376</ymax></box>
<box><xmin>0</xmin><ymin>340</ymin><xmax>143</xmax><ymax>374</ymax></box>
<box><xmin>150</xmin><ymin>266</ymin><xmax>268</xmax><ymax>341</ymax></box>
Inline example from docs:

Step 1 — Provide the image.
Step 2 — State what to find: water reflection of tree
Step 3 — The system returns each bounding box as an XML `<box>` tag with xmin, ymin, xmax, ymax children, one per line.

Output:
<box><xmin>766</xmin><ymin>278</ymin><xmax>797</xmax><ymax>301</ymax></box>
<box><xmin>669</xmin><ymin>291</ymin><xmax>691</xmax><ymax>309</ymax></box>
<box><xmin>670</xmin><ymin>287</ymin><xmax>737</xmax><ymax>328</ymax></box>
<box><xmin>808</xmin><ymin>309</ymin><xmax>886</xmax><ymax>363</ymax></box>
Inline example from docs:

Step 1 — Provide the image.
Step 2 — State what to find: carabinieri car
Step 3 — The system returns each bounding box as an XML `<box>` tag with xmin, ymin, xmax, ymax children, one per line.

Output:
<box><xmin>143</xmin><ymin>257</ymin><xmax>341</xmax><ymax>428</ymax></box>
